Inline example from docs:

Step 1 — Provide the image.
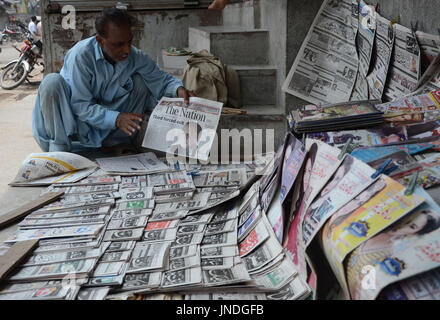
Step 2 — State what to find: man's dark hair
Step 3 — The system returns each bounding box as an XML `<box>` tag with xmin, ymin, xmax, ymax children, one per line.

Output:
<box><xmin>95</xmin><ymin>8</ymin><xmax>134</xmax><ymax>38</ymax></box>
<box><xmin>31</xmin><ymin>16</ymin><xmax>37</xmax><ymax>22</ymax></box>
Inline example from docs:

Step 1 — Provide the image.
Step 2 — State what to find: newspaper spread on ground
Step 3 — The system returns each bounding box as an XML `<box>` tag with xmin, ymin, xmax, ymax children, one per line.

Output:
<box><xmin>282</xmin><ymin>0</ymin><xmax>358</xmax><ymax>105</ymax></box>
<box><xmin>252</xmin><ymin>257</ymin><xmax>298</xmax><ymax>291</ymax></box>
<box><xmin>142</xmin><ymin>97</ymin><xmax>223</xmax><ymax>161</ymax></box>
<box><xmin>9</xmin><ymin>259</ymin><xmax>97</xmax><ymax>281</ymax></box>
<box><xmin>4</xmin><ymin>224</ymin><xmax>104</xmax><ymax>243</ymax></box>
<box><xmin>54</xmin><ymin>173</ymin><xmax>122</xmax><ymax>186</ymax></box>
<box><xmin>382</xmin><ymin>23</ymin><xmax>421</xmax><ymax>102</ymax></box>
<box><xmin>192</xmin><ymin>168</ymin><xmax>247</xmax><ymax>187</ymax></box>
<box><xmin>96</xmin><ymin>153</ymin><xmax>169</xmax><ymax>174</ymax></box>
<box><xmin>366</xmin><ymin>14</ymin><xmax>395</xmax><ymax>100</ymax></box>
<box><xmin>41</xmin><ymin>184</ymin><xmax>119</xmax><ymax>196</ymax></box>
<box><xmin>10</xmin><ymin>152</ymin><xmax>97</xmax><ymax>186</ymax></box>
<box><xmin>127</xmin><ymin>241</ymin><xmax>171</xmax><ymax>273</ymax></box>
<box><xmin>0</xmin><ymin>285</ymin><xmax>80</xmax><ymax>300</ymax></box>
<box><xmin>22</xmin><ymin>248</ymin><xmax>103</xmax><ymax>266</ymax></box>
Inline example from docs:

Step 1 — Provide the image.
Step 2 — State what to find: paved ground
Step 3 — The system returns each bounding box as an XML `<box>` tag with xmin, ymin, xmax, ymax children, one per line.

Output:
<box><xmin>0</xmin><ymin>43</ymin><xmax>43</xmax><ymax>197</ymax></box>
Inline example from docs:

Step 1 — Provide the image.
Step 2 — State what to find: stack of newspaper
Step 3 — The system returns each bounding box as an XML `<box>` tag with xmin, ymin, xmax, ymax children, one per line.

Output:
<box><xmin>0</xmin><ymin>150</ymin><xmax>311</xmax><ymax>300</ymax></box>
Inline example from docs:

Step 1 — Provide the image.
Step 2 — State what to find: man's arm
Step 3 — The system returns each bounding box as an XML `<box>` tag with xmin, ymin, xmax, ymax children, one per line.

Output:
<box><xmin>134</xmin><ymin>49</ymin><xmax>190</xmax><ymax>101</ymax></box>
<box><xmin>65</xmin><ymin>54</ymin><xmax>120</xmax><ymax>130</ymax></box>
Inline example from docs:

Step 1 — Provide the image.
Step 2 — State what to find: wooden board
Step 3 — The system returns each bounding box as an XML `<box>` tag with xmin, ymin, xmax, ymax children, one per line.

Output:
<box><xmin>0</xmin><ymin>191</ymin><xmax>64</xmax><ymax>229</ymax></box>
<box><xmin>0</xmin><ymin>239</ymin><xmax>39</xmax><ymax>281</ymax></box>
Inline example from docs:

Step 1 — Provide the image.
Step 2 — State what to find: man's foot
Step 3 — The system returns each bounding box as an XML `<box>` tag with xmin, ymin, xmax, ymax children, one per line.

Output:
<box><xmin>208</xmin><ymin>0</ymin><xmax>229</xmax><ymax>10</ymax></box>
<box><xmin>100</xmin><ymin>143</ymin><xmax>138</xmax><ymax>156</ymax></box>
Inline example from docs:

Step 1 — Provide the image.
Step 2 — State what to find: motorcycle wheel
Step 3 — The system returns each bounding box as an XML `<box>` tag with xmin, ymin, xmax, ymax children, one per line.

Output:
<box><xmin>0</xmin><ymin>62</ymin><xmax>28</xmax><ymax>90</ymax></box>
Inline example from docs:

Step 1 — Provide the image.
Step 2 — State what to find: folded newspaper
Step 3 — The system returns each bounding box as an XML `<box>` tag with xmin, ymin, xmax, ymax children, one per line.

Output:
<box><xmin>10</xmin><ymin>152</ymin><xmax>97</xmax><ymax>186</ymax></box>
<box><xmin>142</xmin><ymin>97</ymin><xmax>223</xmax><ymax>161</ymax></box>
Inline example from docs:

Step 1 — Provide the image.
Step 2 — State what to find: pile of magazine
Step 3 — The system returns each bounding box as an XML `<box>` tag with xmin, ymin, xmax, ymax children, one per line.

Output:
<box><xmin>291</xmin><ymin>100</ymin><xmax>384</xmax><ymax>133</ymax></box>
<box><xmin>277</xmin><ymin>131</ymin><xmax>440</xmax><ymax>300</ymax></box>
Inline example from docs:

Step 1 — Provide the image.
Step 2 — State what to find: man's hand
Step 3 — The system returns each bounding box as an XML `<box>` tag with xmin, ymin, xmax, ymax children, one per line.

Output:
<box><xmin>115</xmin><ymin>113</ymin><xmax>144</xmax><ymax>136</ymax></box>
<box><xmin>177</xmin><ymin>86</ymin><xmax>195</xmax><ymax>104</ymax></box>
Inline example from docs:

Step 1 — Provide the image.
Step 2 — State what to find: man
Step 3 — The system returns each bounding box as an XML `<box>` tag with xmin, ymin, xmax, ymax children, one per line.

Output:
<box><xmin>32</xmin><ymin>8</ymin><xmax>194</xmax><ymax>154</ymax></box>
<box><xmin>28</xmin><ymin>16</ymin><xmax>38</xmax><ymax>37</ymax></box>
<box><xmin>35</xmin><ymin>18</ymin><xmax>42</xmax><ymax>40</ymax></box>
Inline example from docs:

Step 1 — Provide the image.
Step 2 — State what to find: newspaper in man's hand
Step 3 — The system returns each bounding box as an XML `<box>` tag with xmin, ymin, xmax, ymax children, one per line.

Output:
<box><xmin>142</xmin><ymin>97</ymin><xmax>223</xmax><ymax>161</ymax></box>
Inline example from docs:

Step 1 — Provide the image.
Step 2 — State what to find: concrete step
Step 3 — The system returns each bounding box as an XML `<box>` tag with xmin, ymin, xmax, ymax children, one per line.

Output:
<box><xmin>158</xmin><ymin>54</ymin><xmax>278</xmax><ymax>106</ymax></box>
<box><xmin>230</xmin><ymin>65</ymin><xmax>277</xmax><ymax>106</ymax></box>
<box><xmin>188</xmin><ymin>26</ymin><xmax>269</xmax><ymax>65</ymax></box>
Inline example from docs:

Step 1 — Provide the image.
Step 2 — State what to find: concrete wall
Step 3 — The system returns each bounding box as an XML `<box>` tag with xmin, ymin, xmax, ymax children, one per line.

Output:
<box><xmin>285</xmin><ymin>0</ymin><xmax>440</xmax><ymax>113</ymax></box>
<box><xmin>222</xmin><ymin>0</ymin><xmax>261</xmax><ymax>29</ymax></box>
<box><xmin>369</xmin><ymin>0</ymin><xmax>440</xmax><ymax>35</ymax></box>
<box><xmin>260</xmin><ymin>0</ymin><xmax>287</xmax><ymax>109</ymax></box>
<box><xmin>43</xmin><ymin>8</ymin><xmax>222</xmax><ymax>73</ymax></box>
<box><xmin>0</xmin><ymin>7</ymin><xmax>7</xmax><ymax>30</ymax></box>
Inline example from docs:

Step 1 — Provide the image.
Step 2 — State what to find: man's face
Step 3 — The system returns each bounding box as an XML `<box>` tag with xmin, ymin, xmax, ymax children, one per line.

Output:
<box><xmin>96</xmin><ymin>22</ymin><xmax>133</xmax><ymax>63</ymax></box>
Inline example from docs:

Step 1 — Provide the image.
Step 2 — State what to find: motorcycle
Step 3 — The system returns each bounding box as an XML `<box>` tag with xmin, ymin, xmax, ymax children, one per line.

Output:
<box><xmin>1</xmin><ymin>25</ymin><xmax>25</xmax><ymax>43</ymax></box>
<box><xmin>0</xmin><ymin>35</ymin><xmax>43</xmax><ymax>90</ymax></box>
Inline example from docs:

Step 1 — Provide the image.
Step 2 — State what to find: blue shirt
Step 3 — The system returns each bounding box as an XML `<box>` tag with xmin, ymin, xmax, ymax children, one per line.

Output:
<box><xmin>59</xmin><ymin>36</ymin><xmax>183</xmax><ymax>147</ymax></box>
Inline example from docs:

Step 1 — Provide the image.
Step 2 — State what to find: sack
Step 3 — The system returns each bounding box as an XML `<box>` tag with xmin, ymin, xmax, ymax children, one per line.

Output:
<box><xmin>182</xmin><ymin>50</ymin><xmax>242</xmax><ymax>108</ymax></box>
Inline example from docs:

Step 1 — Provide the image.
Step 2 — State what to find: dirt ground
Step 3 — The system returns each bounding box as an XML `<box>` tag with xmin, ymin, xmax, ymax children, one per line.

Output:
<box><xmin>0</xmin><ymin>43</ymin><xmax>43</xmax><ymax>197</ymax></box>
